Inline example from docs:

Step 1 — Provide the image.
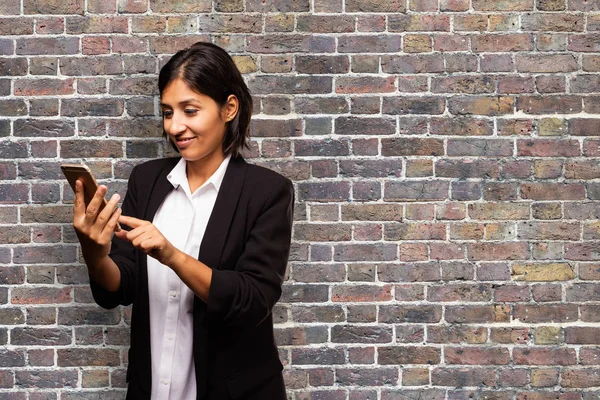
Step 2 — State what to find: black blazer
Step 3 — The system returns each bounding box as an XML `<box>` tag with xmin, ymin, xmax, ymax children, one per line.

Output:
<box><xmin>90</xmin><ymin>156</ymin><xmax>294</xmax><ymax>400</ymax></box>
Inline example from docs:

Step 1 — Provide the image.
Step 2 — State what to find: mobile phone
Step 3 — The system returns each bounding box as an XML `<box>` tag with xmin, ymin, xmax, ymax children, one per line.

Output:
<box><xmin>60</xmin><ymin>163</ymin><xmax>121</xmax><ymax>231</ymax></box>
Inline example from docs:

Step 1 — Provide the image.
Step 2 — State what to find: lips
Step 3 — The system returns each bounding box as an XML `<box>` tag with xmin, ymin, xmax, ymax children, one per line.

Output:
<box><xmin>175</xmin><ymin>137</ymin><xmax>196</xmax><ymax>148</ymax></box>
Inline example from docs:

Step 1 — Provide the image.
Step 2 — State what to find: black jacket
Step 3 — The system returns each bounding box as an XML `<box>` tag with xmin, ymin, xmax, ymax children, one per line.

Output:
<box><xmin>90</xmin><ymin>156</ymin><xmax>293</xmax><ymax>399</ymax></box>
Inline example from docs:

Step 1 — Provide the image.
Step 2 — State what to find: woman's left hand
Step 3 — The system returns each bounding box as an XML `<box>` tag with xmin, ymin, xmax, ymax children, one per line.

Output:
<box><xmin>115</xmin><ymin>215</ymin><xmax>179</xmax><ymax>266</ymax></box>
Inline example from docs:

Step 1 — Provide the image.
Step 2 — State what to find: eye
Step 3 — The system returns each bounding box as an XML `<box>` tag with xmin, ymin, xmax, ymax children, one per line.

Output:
<box><xmin>161</xmin><ymin>110</ymin><xmax>173</xmax><ymax>118</ymax></box>
<box><xmin>184</xmin><ymin>109</ymin><xmax>198</xmax><ymax>115</ymax></box>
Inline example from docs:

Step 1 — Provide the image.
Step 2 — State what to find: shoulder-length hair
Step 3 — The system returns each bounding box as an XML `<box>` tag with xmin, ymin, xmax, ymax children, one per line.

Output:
<box><xmin>158</xmin><ymin>42</ymin><xmax>253</xmax><ymax>158</ymax></box>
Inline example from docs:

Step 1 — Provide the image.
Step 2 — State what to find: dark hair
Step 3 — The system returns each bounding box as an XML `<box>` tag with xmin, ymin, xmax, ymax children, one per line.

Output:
<box><xmin>158</xmin><ymin>42</ymin><xmax>253</xmax><ymax>158</ymax></box>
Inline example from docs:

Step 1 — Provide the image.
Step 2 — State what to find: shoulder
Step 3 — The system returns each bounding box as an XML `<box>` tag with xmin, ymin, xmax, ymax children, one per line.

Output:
<box><xmin>243</xmin><ymin>160</ymin><xmax>293</xmax><ymax>194</ymax></box>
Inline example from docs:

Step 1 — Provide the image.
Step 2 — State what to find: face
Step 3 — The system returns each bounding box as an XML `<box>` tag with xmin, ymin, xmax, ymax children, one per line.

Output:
<box><xmin>160</xmin><ymin>78</ymin><xmax>237</xmax><ymax>166</ymax></box>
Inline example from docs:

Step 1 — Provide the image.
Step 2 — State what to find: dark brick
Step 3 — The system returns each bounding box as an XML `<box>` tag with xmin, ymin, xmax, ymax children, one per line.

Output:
<box><xmin>15</xmin><ymin>370</ymin><xmax>78</xmax><ymax>389</ymax></box>
<box><xmin>331</xmin><ymin>325</ymin><xmax>392</xmax><ymax>344</ymax></box>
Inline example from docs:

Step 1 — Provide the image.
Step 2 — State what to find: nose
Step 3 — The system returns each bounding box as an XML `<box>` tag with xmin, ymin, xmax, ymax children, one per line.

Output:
<box><xmin>166</xmin><ymin>111</ymin><xmax>186</xmax><ymax>136</ymax></box>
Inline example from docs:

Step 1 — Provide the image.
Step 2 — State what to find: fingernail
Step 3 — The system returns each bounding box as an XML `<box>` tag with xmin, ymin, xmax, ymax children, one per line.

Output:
<box><xmin>111</xmin><ymin>194</ymin><xmax>120</xmax><ymax>202</ymax></box>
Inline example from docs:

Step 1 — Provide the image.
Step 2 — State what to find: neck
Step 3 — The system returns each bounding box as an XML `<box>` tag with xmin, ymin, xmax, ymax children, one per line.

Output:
<box><xmin>185</xmin><ymin>151</ymin><xmax>226</xmax><ymax>193</ymax></box>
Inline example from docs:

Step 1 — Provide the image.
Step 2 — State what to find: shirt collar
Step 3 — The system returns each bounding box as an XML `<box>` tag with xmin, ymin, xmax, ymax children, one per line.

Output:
<box><xmin>167</xmin><ymin>154</ymin><xmax>231</xmax><ymax>194</ymax></box>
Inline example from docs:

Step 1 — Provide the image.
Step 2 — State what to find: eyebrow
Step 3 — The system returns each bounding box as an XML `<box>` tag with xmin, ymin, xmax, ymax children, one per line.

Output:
<box><xmin>160</xmin><ymin>98</ymin><xmax>202</xmax><ymax>108</ymax></box>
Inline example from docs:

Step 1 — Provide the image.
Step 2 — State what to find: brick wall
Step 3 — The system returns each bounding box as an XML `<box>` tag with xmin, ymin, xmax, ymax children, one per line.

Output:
<box><xmin>1</xmin><ymin>0</ymin><xmax>600</xmax><ymax>398</ymax></box>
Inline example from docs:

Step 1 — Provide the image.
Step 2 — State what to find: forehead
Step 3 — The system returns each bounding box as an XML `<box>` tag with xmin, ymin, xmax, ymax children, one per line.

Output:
<box><xmin>160</xmin><ymin>78</ymin><xmax>213</xmax><ymax>105</ymax></box>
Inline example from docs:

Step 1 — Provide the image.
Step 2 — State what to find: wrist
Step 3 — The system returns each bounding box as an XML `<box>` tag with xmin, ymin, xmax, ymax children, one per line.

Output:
<box><xmin>164</xmin><ymin>247</ymin><xmax>186</xmax><ymax>271</ymax></box>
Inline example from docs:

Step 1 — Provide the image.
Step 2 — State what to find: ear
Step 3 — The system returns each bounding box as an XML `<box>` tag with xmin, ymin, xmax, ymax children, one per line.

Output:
<box><xmin>223</xmin><ymin>94</ymin><xmax>239</xmax><ymax>122</ymax></box>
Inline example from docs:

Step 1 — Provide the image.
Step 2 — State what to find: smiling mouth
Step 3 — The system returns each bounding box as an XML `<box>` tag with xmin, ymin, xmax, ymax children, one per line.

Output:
<box><xmin>176</xmin><ymin>137</ymin><xmax>195</xmax><ymax>143</ymax></box>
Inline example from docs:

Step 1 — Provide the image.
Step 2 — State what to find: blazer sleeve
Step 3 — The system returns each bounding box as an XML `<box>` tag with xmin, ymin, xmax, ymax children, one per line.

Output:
<box><xmin>205</xmin><ymin>177</ymin><xmax>294</xmax><ymax>328</ymax></box>
<box><xmin>89</xmin><ymin>165</ymin><xmax>140</xmax><ymax>309</ymax></box>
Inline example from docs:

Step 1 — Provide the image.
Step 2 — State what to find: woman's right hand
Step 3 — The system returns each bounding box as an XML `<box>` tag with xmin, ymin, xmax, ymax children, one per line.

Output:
<box><xmin>72</xmin><ymin>180</ymin><xmax>122</xmax><ymax>263</ymax></box>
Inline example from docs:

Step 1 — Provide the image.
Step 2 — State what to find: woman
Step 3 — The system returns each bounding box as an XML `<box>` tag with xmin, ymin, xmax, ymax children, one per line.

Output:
<box><xmin>72</xmin><ymin>42</ymin><xmax>293</xmax><ymax>400</ymax></box>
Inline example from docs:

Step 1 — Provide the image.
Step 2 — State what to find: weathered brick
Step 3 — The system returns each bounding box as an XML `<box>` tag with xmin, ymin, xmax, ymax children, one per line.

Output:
<box><xmin>449</xmin><ymin>96</ymin><xmax>515</xmax><ymax>116</ymax></box>
<box><xmin>429</xmin><ymin>283</ymin><xmax>492</xmax><ymax>302</ymax></box>
<box><xmin>436</xmin><ymin>159</ymin><xmax>501</xmax><ymax>179</ymax></box>
<box><xmin>569</xmin><ymin>34</ymin><xmax>600</xmax><ymax>52</ymax></box>
<box><xmin>24</xmin><ymin>0</ymin><xmax>84</xmax><ymax>14</ymax></box>
<box><xmin>345</xmin><ymin>0</ymin><xmax>405</xmax><ymax>12</ymax></box>
<box><xmin>472</xmin><ymin>34</ymin><xmax>534</xmax><ymax>52</ymax></box>
<box><xmin>383</xmin><ymin>97</ymin><xmax>445</xmax><ymax>115</ymax></box>
<box><xmin>382</xmin><ymin>54</ymin><xmax>445</xmax><ymax>73</ymax></box>
<box><xmin>445</xmin><ymin>347</ymin><xmax>510</xmax><ymax>365</ymax></box>
<box><xmin>335</xmin><ymin>117</ymin><xmax>396</xmax><ymax>136</ymax></box>
<box><xmin>334</xmin><ymin>244</ymin><xmax>396</xmax><ymax>262</ymax></box>
<box><xmin>336</xmin><ymin>76</ymin><xmax>395</xmax><ymax>94</ymax></box>
<box><xmin>12</xmin><ymin>287</ymin><xmax>71</xmax><ymax>304</ymax></box>
<box><xmin>338</xmin><ymin>35</ymin><xmax>402</xmax><ymax>53</ymax></box>
<box><xmin>15</xmin><ymin>370</ymin><xmax>78</xmax><ymax>389</ymax></box>
<box><xmin>378</xmin><ymin>263</ymin><xmax>440</xmax><ymax>282</ymax></box>
<box><xmin>518</xmin><ymin>221</ymin><xmax>580</xmax><ymax>240</ymax></box>
<box><xmin>385</xmin><ymin>181</ymin><xmax>449</xmax><ymax>202</ymax></box>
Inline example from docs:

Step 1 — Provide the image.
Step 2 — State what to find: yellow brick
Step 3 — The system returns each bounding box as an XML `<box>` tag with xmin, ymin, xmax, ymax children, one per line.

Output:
<box><xmin>538</xmin><ymin>118</ymin><xmax>567</xmax><ymax>136</ymax></box>
<box><xmin>512</xmin><ymin>263</ymin><xmax>574</xmax><ymax>281</ymax></box>
<box><xmin>403</xmin><ymin>34</ymin><xmax>432</xmax><ymax>53</ymax></box>
<box><xmin>534</xmin><ymin>326</ymin><xmax>562</xmax><ymax>345</ymax></box>
<box><xmin>232</xmin><ymin>55</ymin><xmax>257</xmax><ymax>74</ymax></box>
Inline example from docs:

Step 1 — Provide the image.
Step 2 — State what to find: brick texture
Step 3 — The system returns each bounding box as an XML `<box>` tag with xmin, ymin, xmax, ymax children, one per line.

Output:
<box><xmin>1</xmin><ymin>1</ymin><xmax>599</xmax><ymax>398</ymax></box>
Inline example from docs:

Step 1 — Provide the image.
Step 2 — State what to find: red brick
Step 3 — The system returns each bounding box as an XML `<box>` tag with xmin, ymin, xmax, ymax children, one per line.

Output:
<box><xmin>432</xmin><ymin>367</ymin><xmax>496</xmax><ymax>387</ymax></box>
<box><xmin>518</xmin><ymin>139</ymin><xmax>580</xmax><ymax>157</ymax></box>
<box><xmin>454</xmin><ymin>14</ymin><xmax>488</xmax><ymax>31</ymax></box>
<box><xmin>472</xmin><ymin>34</ymin><xmax>534</xmax><ymax>52</ymax></box>
<box><xmin>378</xmin><ymin>263</ymin><xmax>440</xmax><ymax>282</ymax></box>
<box><xmin>389</xmin><ymin>14</ymin><xmax>450</xmax><ymax>32</ymax></box>
<box><xmin>400</xmin><ymin>243</ymin><xmax>428</xmax><ymax>261</ymax></box>
<box><xmin>514</xmin><ymin>348</ymin><xmax>577</xmax><ymax>365</ymax></box>
<box><xmin>569</xmin><ymin>34</ymin><xmax>600</xmax><ymax>52</ymax></box>
<box><xmin>336</xmin><ymin>76</ymin><xmax>395</xmax><ymax>94</ymax></box>
<box><xmin>522</xmin><ymin>14</ymin><xmax>584</xmax><ymax>32</ymax></box>
<box><xmin>449</xmin><ymin>96</ymin><xmax>514</xmax><ymax>116</ymax></box>
<box><xmin>345</xmin><ymin>0</ymin><xmax>405</xmax><ymax>12</ymax></box>
<box><xmin>522</xmin><ymin>183</ymin><xmax>585</xmax><ymax>200</ymax></box>
<box><xmin>332</xmin><ymin>285</ymin><xmax>392</xmax><ymax>302</ymax></box>
<box><xmin>498</xmin><ymin>76</ymin><xmax>535</xmax><ymax>94</ymax></box>
<box><xmin>431</xmin><ymin>118</ymin><xmax>493</xmax><ymax>136</ymax></box>
<box><xmin>434</xmin><ymin>34</ymin><xmax>469</xmax><ymax>52</ymax></box>
<box><xmin>379</xmin><ymin>346</ymin><xmax>440</xmax><ymax>365</ymax></box>
<box><xmin>356</xmin><ymin>15</ymin><xmax>386</xmax><ymax>32</ymax></box>
<box><xmin>432</xmin><ymin>75</ymin><xmax>494</xmax><ymax>94</ymax></box>
<box><xmin>382</xmin><ymin>54</ymin><xmax>445</xmax><ymax>73</ymax></box>
<box><xmin>445</xmin><ymin>347</ymin><xmax>510</xmax><ymax>365</ymax></box>
<box><xmin>24</xmin><ymin>0</ymin><xmax>84</xmax><ymax>14</ymax></box>
<box><xmin>428</xmin><ymin>283</ymin><xmax>491</xmax><ymax>302</ymax></box>
<box><xmin>494</xmin><ymin>284</ymin><xmax>531</xmax><ymax>302</ymax></box>
<box><xmin>436</xmin><ymin>159</ymin><xmax>501</xmax><ymax>179</ymax></box>
<box><xmin>468</xmin><ymin>242</ymin><xmax>529</xmax><ymax>261</ymax></box>
<box><xmin>562</xmin><ymin>369</ymin><xmax>600</xmax><ymax>388</ymax></box>
<box><xmin>515</xmin><ymin>304</ymin><xmax>579</xmax><ymax>323</ymax></box>
<box><xmin>66</xmin><ymin>16</ymin><xmax>128</xmax><ymax>34</ymax></box>
<box><xmin>297</xmin><ymin>15</ymin><xmax>354</xmax><ymax>33</ymax></box>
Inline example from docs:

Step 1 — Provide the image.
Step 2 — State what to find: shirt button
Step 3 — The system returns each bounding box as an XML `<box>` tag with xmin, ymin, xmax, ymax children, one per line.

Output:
<box><xmin>162</xmin><ymin>380</ymin><xmax>169</xmax><ymax>385</ymax></box>
<box><xmin>169</xmin><ymin>291</ymin><xmax>177</xmax><ymax>298</ymax></box>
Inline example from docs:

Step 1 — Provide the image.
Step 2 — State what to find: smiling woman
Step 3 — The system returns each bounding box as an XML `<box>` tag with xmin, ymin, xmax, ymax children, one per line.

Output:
<box><xmin>71</xmin><ymin>42</ymin><xmax>293</xmax><ymax>400</ymax></box>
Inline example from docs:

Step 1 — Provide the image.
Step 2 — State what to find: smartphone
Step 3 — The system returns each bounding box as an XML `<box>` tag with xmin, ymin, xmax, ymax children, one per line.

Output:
<box><xmin>61</xmin><ymin>163</ymin><xmax>121</xmax><ymax>231</ymax></box>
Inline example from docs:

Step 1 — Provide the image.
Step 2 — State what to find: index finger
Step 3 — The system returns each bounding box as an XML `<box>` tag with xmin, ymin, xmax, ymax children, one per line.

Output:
<box><xmin>117</xmin><ymin>215</ymin><xmax>146</xmax><ymax>229</ymax></box>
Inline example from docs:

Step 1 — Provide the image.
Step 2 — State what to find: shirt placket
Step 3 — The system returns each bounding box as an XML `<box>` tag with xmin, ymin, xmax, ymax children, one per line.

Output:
<box><xmin>156</xmin><ymin>200</ymin><xmax>195</xmax><ymax>399</ymax></box>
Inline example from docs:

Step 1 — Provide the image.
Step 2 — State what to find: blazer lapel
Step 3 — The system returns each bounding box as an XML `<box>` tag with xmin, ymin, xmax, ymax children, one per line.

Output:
<box><xmin>142</xmin><ymin>158</ymin><xmax>179</xmax><ymax>222</ymax></box>
<box><xmin>197</xmin><ymin>155</ymin><xmax>247</xmax><ymax>270</ymax></box>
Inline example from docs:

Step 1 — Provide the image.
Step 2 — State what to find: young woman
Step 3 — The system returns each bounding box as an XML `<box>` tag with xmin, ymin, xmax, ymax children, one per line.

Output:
<box><xmin>72</xmin><ymin>42</ymin><xmax>293</xmax><ymax>400</ymax></box>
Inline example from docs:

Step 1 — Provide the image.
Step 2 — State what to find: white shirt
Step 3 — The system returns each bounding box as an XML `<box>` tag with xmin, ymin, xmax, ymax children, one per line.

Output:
<box><xmin>147</xmin><ymin>155</ymin><xmax>231</xmax><ymax>400</ymax></box>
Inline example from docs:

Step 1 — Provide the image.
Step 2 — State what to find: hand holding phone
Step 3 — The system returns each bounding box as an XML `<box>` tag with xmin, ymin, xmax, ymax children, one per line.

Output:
<box><xmin>61</xmin><ymin>163</ymin><xmax>121</xmax><ymax>231</ymax></box>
